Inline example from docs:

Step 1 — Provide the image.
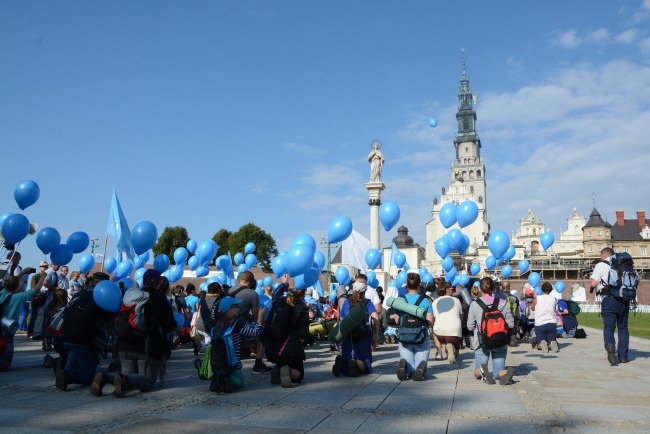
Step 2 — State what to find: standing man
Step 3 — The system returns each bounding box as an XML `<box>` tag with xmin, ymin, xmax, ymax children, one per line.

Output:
<box><xmin>589</xmin><ymin>247</ymin><xmax>629</xmax><ymax>365</ymax></box>
<box><xmin>57</xmin><ymin>266</ymin><xmax>70</xmax><ymax>295</ymax></box>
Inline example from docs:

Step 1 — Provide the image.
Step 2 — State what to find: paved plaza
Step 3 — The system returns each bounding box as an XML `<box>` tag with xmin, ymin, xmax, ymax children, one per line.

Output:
<box><xmin>1</xmin><ymin>325</ymin><xmax>649</xmax><ymax>433</ymax></box>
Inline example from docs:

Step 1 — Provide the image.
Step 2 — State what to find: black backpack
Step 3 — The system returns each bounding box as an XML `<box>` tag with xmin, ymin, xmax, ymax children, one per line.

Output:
<box><xmin>602</xmin><ymin>253</ymin><xmax>640</xmax><ymax>301</ymax></box>
<box><xmin>397</xmin><ymin>294</ymin><xmax>427</xmax><ymax>345</ymax></box>
<box><xmin>210</xmin><ymin>324</ymin><xmax>239</xmax><ymax>394</ymax></box>
<box><xmin>262</xmin><ymin>296</ymin><xmax>294</xmax><ymax>344</ymax></box>
<box><xmin>62</xmin><ymin>291</ymin><xmax>98</xmax><ymax>345</ymax></box>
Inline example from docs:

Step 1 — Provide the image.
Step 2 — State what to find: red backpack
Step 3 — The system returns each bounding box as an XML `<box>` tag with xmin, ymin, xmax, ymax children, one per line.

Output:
<box><xmin>476</xmin><ymin>298</ymin><xmax>509</xmax><ymax>349</ymax></box>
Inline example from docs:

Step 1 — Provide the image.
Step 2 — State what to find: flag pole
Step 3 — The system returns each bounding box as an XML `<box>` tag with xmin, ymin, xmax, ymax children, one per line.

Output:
<box><xmin>101</xmin><ymin>235</ymin><xmax>108</xmax><ymax>272</ymax></box>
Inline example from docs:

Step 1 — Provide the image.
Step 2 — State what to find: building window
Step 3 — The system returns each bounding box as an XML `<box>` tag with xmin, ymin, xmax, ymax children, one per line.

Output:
<box><xmin>597</xmin><ymin>245</ymin><xmax>602</xmax><ymax>252</ymax></box>
<box><xmin>588</xmin><ymin>246</ymin><xmax>593</xmax><ymax>253</ymax></box>
<box><xmin>624</xmin><ymin>247</ymin><xmax>630</xmax><ymax>253</ymax></box>
<box><xmin>477</xmin><ymin>170</ymin><xmax>482</xmax><ymax>179</ymax></box>
<box><xmin>642</xmin><ymin>247</ymin><xmax>647</xmax><ymax>256</ymax></box>
<box><xmin>606</xmin><ymin>231</ymin><xmax>610</xmax><ymax>237</ymax></box>
<box><xmin>598</xmin><ymin>230</ymin><xmax>602</xmax><ymax>236</ymax></box>
<box><xmin>587</xmin><ymin>231</ymin><xmax>591</xmax><ymax>237</ymax></box>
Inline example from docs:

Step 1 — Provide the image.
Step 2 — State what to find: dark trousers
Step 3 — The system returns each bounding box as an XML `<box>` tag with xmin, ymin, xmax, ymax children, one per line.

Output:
<box><xmin>601</xmin><ymin>295</ymin><xmax>629</xmax><ymax>360</ymax></box>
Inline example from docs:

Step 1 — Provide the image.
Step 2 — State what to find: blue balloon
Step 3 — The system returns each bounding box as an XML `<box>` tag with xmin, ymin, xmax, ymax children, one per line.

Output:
<box><xmin>50</xmin><ymin>243</ymin><xmax>73</xmax><ymax>266</ymax></box>
<box><xmin>459</xmin><ymin>274</ymin><xmax>470</xmax><ymax>286</ymax></box>
<box><xmin>335</xmin><ymin>266</ymin><xmax>349</xmax><ymax>285</ymax></box>
<box><xmin>294</xmin><ymin>265</ymin><xmax>320</xmax><ymax>290</ymax></box>
<box><xmin>379</xmin><ymin>201</ymin><xmax>401</xmax><ymax>231</ymax></box>
<box><xmin>14</xmin><ymin>179</ymin><xmax>40</xmax><ymax>210</ymax></box>
<box><xmin>445</xmin><ymin>267</ymin><xmax>457</xmax><ymax>283</ymax></box>
<box><xmin>245</xmin><ymin>254</ymin><xmax>257</xmax><ymax>268</ymax></box>
<box><xmin>518</xmin><ymin>259</ymin><xmax>530</xmax><ymax>274</ymax></box>
<box><xmin>115</xmin><ymin>260</ymin><xmax>133</xmax><ymax>278</ymax></box>
<box><xmin>169</xmin><ymin>264</ymin><xmax>183</xmax><ymax>283</ymax></box>
<box><xmin>457</xmin><ymin>234</ymin><xmax>470</xmax><ymax>255</ymax></box>
<box><xmin>237</xmin><ymin>264</ymin><xmax>249</xmax><ymax>273</ymax></box>
<box><xmin>233</xmin><ymin>253</ymin><xmax>244</xmax><ymax>266</ymax></box>
<box><xmin>173</xmin><ymin>247</ymin><xmax>188</xmax><ymax>265</ymax></box>
<box><xmin>439</xmin><ymin>203</ymin><xmax>457</xmax><ymax>229</ymax></box>
<box><xmin>285</xmin><ymin>244</ymin><xmax>315</xmax><ymax>277</ymax></box>
<box><xmin>541</xmin><ymin>232</ymin><xmax>555</xmax><ymax>250</ymax></box>
<box><xmin>314</xmin><ymin>251</ymin><xmax>326</xmax><ymax>271</ymax></box>
<box><xmin>470</xmin><ymin>263</ymin><xmax>481</xmax><ymax>276</ymax></box>
<box><xmin>66</xmin><ymin>231</ymin><xmax>90</xmax><ymax>254</ymax></box>
<box><xmin>1</xmin><ymin>213</ymin><xmax>30</xmax><ymax>245</ymax></box>
<box><xmin>153</xmin><ymin>254</ymin><xmax>170</xmax><ymax>273</ymax></box>
<box><xmin>139</xmin><ymin>251</ymin><xmax>150</xmax><ymax>265</ymax></box>
<box><xmin>555</xmin><ymin>281</ymin><xmax>566</xmax><ymax>293</ymax></box>
<box><xmin>244</xmin><ymin>242</ymin><xmax>256</xmax><ymax>255</ymax></box>
<box><xmin>133</xmin><ymin>256</ymin><xmax>144</xmax><ymax>269</ymax></box>
<box><xmin>428</xmin><ymin>118</ymin><xmax>438</xmax><ymax>128</ymax></box>
<box><xmin>488</xmin><ymin>230</ymin><xmax>510</xmax><ymax>259</ymax></box>
<box><xmin>396</xmin><ymin>270</ymin><xmax>408</xmax><ymax>288</ymax></box>
<box><xmin>365</xmin><ymin>248</ymin><xmax>381</xmax><ymax>270</ymax></box>
<box><xmin>366</xmin><ymin>270</ymin><xmax>376</xmax><ymax>283</ymax></box>
<box><xmin>93</xmin><ymin>280</ymin><xmax>122</xmax><ymax>313</ymax></box>
<box><xmin>435</xmin><ymin>237</ymin><xmax>451</xmax><ymax>259</ymax></box>
<box><xmin>503</xmin><ymin>245</ymin><xmax>516</xmax><ymax>262</ymax></box>
<box><xmin>447</xmin><ymin>228</ymin><xmax>463</xmax><ymax>250</ymax></box>
<box><xmin>0</xmin><ymin>212</ymin><xmax>13</xmax><ymax>229</ymax></box>
<box><xmin>186</xmin><ymin>239</ymin><xmax>197</xmax><ymax>254</ymax></box>
<box><xmin>422</xmin><ymin>273</ymin><xmax>434</xmax><ymax>284</ymax></box>
<box><xmin>263</xmin><ymin>276</ymin><xmax>273</xmax><ymax>286</ymax></box>
<box><xmin>328</xmin><ymin>216</ymin><xmax>353</xmax><ymax>243</ymax></box>
<box><xmin>418</xmin><ymin>267</ymin><xmax>428</xmax><ymax>277</ymax></box>
<box><xmin>196</xmin><ymin>240</ymin><xmax>216</xmax><ymax>263</ymax></box>
<box><xmin>394</xmin><ymin>251</ymin><xmax>406</xmax><ymax>269</ymax></box>
<box><xmin>134</xmin><ymin>267</ymin><xmax>146</xmax><ymax>282</ymax></box>
<box><xmin>485</xmin><ymin>255</ymin><xmax>497</xmax><ymax>270</ymax></box>
<box><xmin>195</xmin><ymin>265</ymin><xmax>209</xmax><ymax>278</ymax></box>
<box><xmin>36</xmin><ymin>227</ymin><xmax>61</xmax><ymax>255</ymax></box>
<box><xmin>442</xmin><ymin>256</ymin><xmax>454</xmax><ymax>272</ymax></box>
<box><xmin>534</xmin><ymin>286</ymin><xmax>542</xmax><ymax>296</ymax></box>
<box><xmin>104</xmin><ymin>257</ymin><xmax>117</xmax><ymax>274</ymax></box>
<box><xmin>215</xmin><ymin>273</ymin><xmax>227</xmax><ymax>284</ymax></box>
<box><xmin>78</xmin><ymin>253</ymin><xmax>95</xmax><ymax>274</ymax></box>
<box><xmin>188</xmin><ymin>255</ymin><xmax>200</xmax><ymax>271</ymax></box>
<box><xmin>501</xmin><ymin>265</ymin><xmax>513</xmax><ymax>279</ymax></box>
<box><xmin>528</xmin><ymin>272</ymin><xmax>541</xmax><ymax>288</ymax></box>
<box><xmin>290</xmin><ymin>234</ymin><xmax>316</xmax><ymax>251</ymax></box>
<box><xmin>131</xmin><ymin>221</ymin><xmax>158</xmax><ymax>255</ymax></box>
<box><xmin>457</xmin><ymin>200</ymin><xmax>479</xmax><ymax>228</ymax></box>
<box><xmin>271</xmin><ymin>255</ymin><xmax>287</xmax><ymax>278</ymax></box>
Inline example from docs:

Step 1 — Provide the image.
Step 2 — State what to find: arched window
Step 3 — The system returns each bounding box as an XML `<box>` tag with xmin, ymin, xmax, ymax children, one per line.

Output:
<box><xmin>477</xmin><ymin>170</ymin><xmax>482</xmax><ymax>178</ymax></box>
<box><xmin>469</xmin><ymin>170</ymin><xmax>475</xmax><ymax>179</ymax></box>
<box><xmin>478</xmin><ymin>196</ymin><xmax>483</xmax><ymax>203</ymax></box>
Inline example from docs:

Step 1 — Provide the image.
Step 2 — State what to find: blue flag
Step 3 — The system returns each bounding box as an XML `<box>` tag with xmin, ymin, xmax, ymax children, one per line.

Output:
<box><xmin>106</xmin><ymin>188</ymin><xmax>135</xmax><ymax>263</ymax></box>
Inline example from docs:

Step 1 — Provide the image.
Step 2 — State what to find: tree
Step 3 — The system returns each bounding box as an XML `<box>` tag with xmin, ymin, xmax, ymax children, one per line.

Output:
<box><xmin>225</xmin><ymin>223</ymin><xmax>278</xmax><ymax>270</ymax></box>
<box><xmin>212</xmin><ymin>229</ymin><xmax>232</xmax><ymax>258</ymax></box>
<box><xmin>152</xmin><ymin>226</ymin><xmax>190</xmax><ymax>264</ymax></box>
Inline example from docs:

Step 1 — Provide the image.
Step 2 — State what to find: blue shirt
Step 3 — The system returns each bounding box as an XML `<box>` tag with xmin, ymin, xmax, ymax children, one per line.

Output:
<box><xmin>185</xmin><ymin>295</ymin><xmax>199</xmax><ymax>314</ymax></box>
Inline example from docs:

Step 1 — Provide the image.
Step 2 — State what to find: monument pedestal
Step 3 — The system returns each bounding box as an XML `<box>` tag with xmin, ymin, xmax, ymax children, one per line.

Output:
<box><xmin>365</xmin><ymin>181</ymin><xmax>385</xmax><ymax>250</ymax></box>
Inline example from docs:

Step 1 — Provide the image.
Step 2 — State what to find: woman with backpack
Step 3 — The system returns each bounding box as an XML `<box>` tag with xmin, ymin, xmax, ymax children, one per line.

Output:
<box><xmin>332</xmin><ymin>280</ymin><xmax>379</xmax><ymax>378</ymax></box>
<box><xmin>393</xmin><ymin>271</ymin><xmax>434</xmax><ymax>381</ymax></box>
<box><xmin>467</xmin><ymin>277</ymin><xmax>516</xmax><ymax>385</ymax></box>
<box><xmin>261</xmin><ymin>284</ymin><xmax>310</xmax><ymax>388</ymax></box>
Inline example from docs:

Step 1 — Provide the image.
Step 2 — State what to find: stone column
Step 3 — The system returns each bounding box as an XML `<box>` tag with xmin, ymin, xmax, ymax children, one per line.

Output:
<box><xmin>365</xmin><ymin>181</ymin><xmax>385</xmax><ymax>250</ymax></box>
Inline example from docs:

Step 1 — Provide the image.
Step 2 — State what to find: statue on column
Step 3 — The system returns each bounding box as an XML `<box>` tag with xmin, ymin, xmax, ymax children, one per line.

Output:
<box><xmin>368</xmin><ymin>140</ymin><xmax>384</xmax><ymax>182</ymax></box>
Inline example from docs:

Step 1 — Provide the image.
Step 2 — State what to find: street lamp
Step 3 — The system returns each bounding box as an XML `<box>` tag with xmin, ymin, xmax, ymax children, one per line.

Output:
<box><xmin>320</xmin><ymin>238</ymin><xmax>339</xmax><ymax>292</ymax></box>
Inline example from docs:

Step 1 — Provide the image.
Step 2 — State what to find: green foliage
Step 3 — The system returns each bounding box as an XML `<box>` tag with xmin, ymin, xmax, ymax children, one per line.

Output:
<box><xmin>213</xmin><ymin>229</ymin><xmax>232</xmax><ymax>258</ymax></box>
<box><xmin>578</xmin><ymin>312</ymin><xmax>650</xmax><ymax>339</ymax></box>
<box><xmin>152</xmin><ymin>226</ymin><xmax>190</xmax><ymax>264</ymax></box>
<box><xmin>223</xmin><ymin>222</ymin><xmax>278</xmax><ymax>270</ymax></box>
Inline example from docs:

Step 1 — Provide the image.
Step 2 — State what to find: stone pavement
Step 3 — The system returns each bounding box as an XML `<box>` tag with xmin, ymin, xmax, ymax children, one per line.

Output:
<box><xmin>1</xmin><ymin>326</ymin><xmax>649</xmax><ymax>433</ymax></box>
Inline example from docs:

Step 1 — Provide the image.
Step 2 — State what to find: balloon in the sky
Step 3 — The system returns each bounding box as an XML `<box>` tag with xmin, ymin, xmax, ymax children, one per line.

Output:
<box><xmin>328</xmin><ymin>216</ymin><xmax>353</xmax><ymax>243</ymax></box>
<box><xmin>379</xmin><ymin>201</ymin><xmax>401</xmax><ymax>232</ymax></box>
<box><xmin>428</xmin><ymin>118</ymin><xmax>438</xmax><ymax>128</ymax></box>
<box><xmin>439</xmin><ymin>203</ymin><xmax>457</xmax><ymax>229</ymax></box>
<box><xmin>540</xmin><ymin>232</ymin><xmax>555</xmax><ymax>250</ymax></box>
<box><xmin>130</xmin><ymin>221</ymin><xmax>158</xmax><ymax>255</ymax></box>
<box><xmin>14</xmin><ymin>179</ymin><xmax>40</xmax><ymax>210</ymax></box>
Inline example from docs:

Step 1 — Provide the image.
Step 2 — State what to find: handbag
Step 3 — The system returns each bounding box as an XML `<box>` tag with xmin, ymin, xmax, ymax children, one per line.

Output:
<box><xmin>190</xmin><ymin>325</ymin><xmax>199</xmax><ymax>339</ymax></box>
<box><xmin>46</xmin><ymin>308</ymin><xmax>65</xmax><ymax>338</ymax></box>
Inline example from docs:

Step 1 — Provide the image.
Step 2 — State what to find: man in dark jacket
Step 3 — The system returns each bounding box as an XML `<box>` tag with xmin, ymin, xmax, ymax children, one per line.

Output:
<box><xmin>90</xmin><ymin>269</ymin><xmax>176</xmax><ymax>398</ymax></box>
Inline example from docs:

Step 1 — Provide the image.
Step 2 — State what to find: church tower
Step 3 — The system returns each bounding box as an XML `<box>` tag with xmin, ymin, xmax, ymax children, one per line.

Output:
<box><xmin>425</xmin><ymin>51</ymin><xmax>490</xmax><ymax>273</ymax></box>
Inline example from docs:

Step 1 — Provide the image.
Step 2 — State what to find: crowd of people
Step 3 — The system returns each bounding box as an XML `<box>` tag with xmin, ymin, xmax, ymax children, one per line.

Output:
<box><xmin>0</xmin><ymin>246</ymin><xmax>631</xmax><ymax>396</ymax></box>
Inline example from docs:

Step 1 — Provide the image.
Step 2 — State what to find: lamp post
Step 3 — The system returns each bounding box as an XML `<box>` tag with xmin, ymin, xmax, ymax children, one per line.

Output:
<box><xmin>320</xmin><ymin>238</ymin><xmax>339</xmax><ymax>292</ymax></box>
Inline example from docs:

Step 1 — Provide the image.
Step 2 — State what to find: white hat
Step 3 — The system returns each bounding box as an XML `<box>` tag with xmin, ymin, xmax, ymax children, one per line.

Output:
<box><xmin>352</xmin><ymin>281</ymin><xmax>367</xmax><ymax>293</ymax></box>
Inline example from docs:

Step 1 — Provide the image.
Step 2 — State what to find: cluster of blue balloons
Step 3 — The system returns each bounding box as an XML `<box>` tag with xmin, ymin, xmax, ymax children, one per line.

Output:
<box><xmin>1</xmin><ymin>180</ymin><xmax>43</xmax><ymax>246</ymax></box>
<box><xmin>439</xmin><ymin>200</ymin><xmax>479</xmax><ymax>229</ymax></box>
<box><xmin>272</xmin><ymin>234</ymin><xmax>323</xmax><ymax>290</ymax></box>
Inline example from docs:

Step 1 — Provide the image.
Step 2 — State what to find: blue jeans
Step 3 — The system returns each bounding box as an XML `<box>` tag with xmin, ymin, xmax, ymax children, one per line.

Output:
<box><xmin>474</xmin><ymin>345</ymin><xmax>507</xmax><ymax>379</ymax></box>
<box><xmin>64</xmin><ymin>343</ymin><xmax>100</xmax><ymax>386</ymax></box>
<box><xmin>601</xmin><ymin>296</ymin><xmax>629</xmax><ymax>360</ymax></box>
<box><xmin>534</xmin><ymin>322</ymin><xmax>557</xmax><ymax>347</ymax></box>
<box><xmin>18</xmin><ymin>302</ymin><xmax>30</xmax><ymax>331</ymax></box>
<box><xmin>118</xmin><ymin>352</ymin><xmax>161</xmax><ymax>392</ymax></box>
<box><xmin>398</xmin><ymin>339</ymin><xmax>431</xmax><ymax>376</ymax></box>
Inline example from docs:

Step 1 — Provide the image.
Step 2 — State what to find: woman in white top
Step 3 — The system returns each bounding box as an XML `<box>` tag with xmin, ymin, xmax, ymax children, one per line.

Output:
<box><xmin>532</xmin><ymin>282</ymin><xmax>559</xmax><ymax>353</ymax></box>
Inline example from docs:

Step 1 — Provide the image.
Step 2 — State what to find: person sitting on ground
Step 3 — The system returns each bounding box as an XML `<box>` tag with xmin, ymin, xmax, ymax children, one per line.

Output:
<box><xmin>0</xmin><ymin>267</ymin><xmax>40</xmax><ymax>371</ymax></box>
<box><xmin>393</xmin><ymin>271</ymin><xmax>434</xmax><ymax>381</ymax></box>
<box><xmin>532</xmin><ymin>282</ymin><xmax>559</xmax><ymax>353</ymax></box>
<box><xmin>467</xmin><ymin>277</ymin><xmax>516</xmax><ymax>385</ymax></box>
<box><xmin>332</xmin><ymin>281</ymin><xmax>379</xmax><ymax>378</ymax></box>
<box><xmin>263</xmin><ymin>283</ymin><xmax>310</xmax><ymax>388</ymax></box>
<box><xmin>431</xmin><ymin>283</ymin><xmax>463</xmax><ymax>364</ymax></box>
<box><xmin>196</xmin><ymin>282</ymin><xmax>225</xmax><ymax>351</ymax></box>
<box><xmin>557</xmin><ymin>298</ymin><xmax>579</xmax><ymax>338</ymax></box>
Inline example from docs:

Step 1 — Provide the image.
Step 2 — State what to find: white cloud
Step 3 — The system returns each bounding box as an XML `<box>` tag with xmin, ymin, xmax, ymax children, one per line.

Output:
<box><xmin>283</xmin><ymin>141</ymin><xmax>325</xmax><ymax>156</ymax></box>
<box><xmin>640</xmin><ymin>37</ymin><xmax>650</xmax><ymax>54</ymax></box>
<box><xmin>585</xmin><ymin>27</ymin><xmax>610</xmax><ymax>44</ymax></box>
<box><xmin>553</xmin><ymin>29</ymin><xmax>581</xmax><ymax>48</ymax></box>
<box><xmin>614</xmin><ymin>28</ymin><xmax>639</xmax><ymax>44</ymax></box>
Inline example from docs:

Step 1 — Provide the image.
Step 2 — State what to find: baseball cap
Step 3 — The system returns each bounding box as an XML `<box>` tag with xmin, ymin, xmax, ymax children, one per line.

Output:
<box><xmin>352</xmin><ymin>281</ymin><xmax>367</xmax><ymax>293</ymax></box>
<box><xmin>524</xmin><ymin>288</ymin><xmax>533</xmax><ymax>296</ymax></box>
<box><xmin>143</xmin><ymin>269</ymin><xmax>162</xmax><ymax>284</ymax></box>
<box><xmin>217</xmin><ymin>297</ymin><xmax>242</xmax><ymax>313</ymax></box>
<box><xmin>39</xmin><ymin>261</ymin><xmax>48</xmax><ymax>267</ymax></box>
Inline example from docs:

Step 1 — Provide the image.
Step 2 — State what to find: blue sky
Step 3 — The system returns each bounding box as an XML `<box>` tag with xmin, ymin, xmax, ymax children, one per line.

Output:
<box><xmin>2</xmin><ymin>0</ymin><xmax>650</xmax><ymax>269</ymax></box>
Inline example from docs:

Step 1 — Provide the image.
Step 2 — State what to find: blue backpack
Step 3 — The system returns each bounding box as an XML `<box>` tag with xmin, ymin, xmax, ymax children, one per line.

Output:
<box><xmin>603</xmin><ymin>252</ymin><xmax>640</xmax><ymax>301</ymax></box>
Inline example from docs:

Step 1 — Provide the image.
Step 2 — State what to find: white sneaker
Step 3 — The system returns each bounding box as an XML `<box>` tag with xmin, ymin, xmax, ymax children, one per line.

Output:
<box><xmin>446</xmin><ymin>343</ymin><xmax>456</xmax><ymax>364</ymax></box>
<box><xmin>541</xmin><ymin>341</ymin><xmax>549</xmax><ymax>354</ymax></box>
